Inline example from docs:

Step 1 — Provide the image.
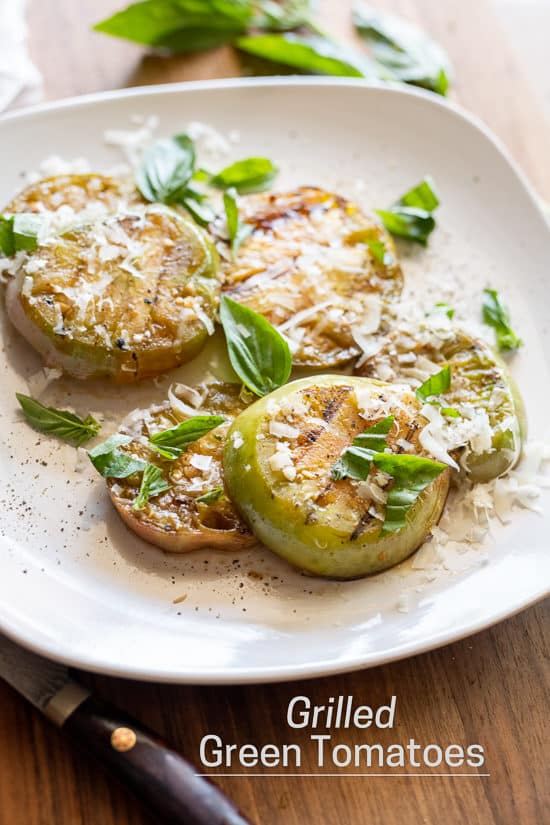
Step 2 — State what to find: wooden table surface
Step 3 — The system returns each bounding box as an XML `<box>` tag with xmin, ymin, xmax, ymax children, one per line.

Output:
<box><xmin>1</xmin><ymin>1</ymin><xmax>548</xmax><ymax>823</ymax></box>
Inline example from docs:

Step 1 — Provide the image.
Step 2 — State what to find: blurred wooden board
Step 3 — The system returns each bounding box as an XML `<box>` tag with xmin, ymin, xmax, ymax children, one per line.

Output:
<box><xmin>0</xmin><ymin>1</ymin><xmax>548</xmax><ymax>823</ymax></box>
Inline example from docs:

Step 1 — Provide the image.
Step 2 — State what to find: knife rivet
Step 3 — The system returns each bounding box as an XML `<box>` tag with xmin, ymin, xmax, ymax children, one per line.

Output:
<box><xmin>111</xmin><ymin>727</ymin><xmax>137</xmax><ymax>752</ymax></box>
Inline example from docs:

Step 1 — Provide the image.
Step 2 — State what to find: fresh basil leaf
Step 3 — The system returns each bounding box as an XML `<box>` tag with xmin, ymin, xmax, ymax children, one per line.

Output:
<box><xmin>94</xmin><ymin>0</ymin><xmax>252</xmax><ymax>53</ymax></box>
<box><xmin>223</xmin><ymin>189</ymin><xmax>253</xmax><ymax>256</ymax></box>
<box><xmin>136</xmin><ymin>133</ymin><xmax>195</xmax><ymax>203</ymax></box>
<box><xmin>416</xmin><ymin>365</ymin><xmax>451</xmax><ymax>402</ymax></box>
<box><xmin>211</xmin><ymin>157</ymin><xmax>278</xmax><ymax>194</ymax></box>
<box><xmin>220</xmin><ymin>295</ymin><xmax>292</xmax><ymax>397</ymax></box>
<box><xmin>398</xmin><ymin>177</ymin><xmax>440</xmax><ymax>212</ymax></box>
<box><xmin>12</xmin><ymin>213</ymin><xmax>44</xmax><ymax>251</ymax></box>
<box><xmin>441</xmin><ymin>407</ymin><xmax>460</xmax><ymax>418</ymax></box>
<box><xmin>149</xmin><ymin>415</ymin><xmax>225</xmax><ymax>460</ymax></box>
<box><xmin>1</xmin><ymin>213</ymin><xmax>44</xmax><ymax>256</ymax></box>
<box><xmin>376</xmin><ymin>178</ymin><xmax>439</xmax><ymax>245</ymax></box>
<box><xmin>0</xmin><ymin>216</ymin><xmax>15</xmax><ymax>256</ymax></box>
<box><xmin>353</xmin><ymin>3</ymin><xmax>452</xmax><ymax>96</ymax></box>
<box><xmin>482</xmin><ymin>288</ymin><xmax>522</xmax><ymax>352</ymax></box>
<box><xmin>16</xmin><ymin>393</ymin><xmax>100</xmax><ymax>447</ymax></box>
<box><xmin>372</xmin><ymin>453</ymin><xmax>447</xmax><ymax>535</ymax></box>
<box><xmin>134</xmin><ymin>463</ymin><xmax>171</xmax><ymax>510</ymax></box>
<box><xmin>196</xmin><ymin>485</ymin><xmax>224</xmax><ymax>504</ymax></box>
<box><xmin>332</xmin><ymin>416</ymin><xmax>394</xmax><ymax>481</ymax></box>
<box><xmin>365</xmin><ymin>238</ymin><xmax>387</xmax><ymax>265</ymax></box>
<box><xmin>375</xmin><ymin>207</ymin><xmax>435</xmax><ymax>245</ymax></box>
<box><xmin>236</xmin><ymin>33</ymin><xmax>375</xmax><ymax>78</ymax></box>
<box><xmin>88</xmin><ymin>434</ymin><xmax>148</xmax><ymax>478</ymax></box>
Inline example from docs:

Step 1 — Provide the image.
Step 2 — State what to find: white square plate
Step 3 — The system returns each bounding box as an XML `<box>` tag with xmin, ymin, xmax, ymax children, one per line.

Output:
<box><xmin>0</xmin><ymin>78</ymin><xmax>548</xmax><ymax>683</ymax></box>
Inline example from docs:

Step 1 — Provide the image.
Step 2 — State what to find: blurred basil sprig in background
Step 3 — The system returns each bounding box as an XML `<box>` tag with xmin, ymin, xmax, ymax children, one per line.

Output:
<box><xmin>94</xmin><ymin>0</ymin><xmax>453</xmax><ymax>96</ymax></box>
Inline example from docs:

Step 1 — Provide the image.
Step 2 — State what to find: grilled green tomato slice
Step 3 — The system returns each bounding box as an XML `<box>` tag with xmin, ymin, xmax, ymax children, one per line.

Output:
<box><xmin>5</xmin><ymin>173</ymin><xmax>142</xmax><ymax>214</ymax></box>
<box><xmin>223</xmin><ymin>375</ymin><xmax>450</xmax><ymax>579</ymax></box>
<box><xmin>220</xmin><ymin>187</ymin><xmax>403</xmax><ymax>368</ymax></box>
<box><xmin>6</xmin><ymin>205</ymin><xmax>220</xmax><ymax>382</ymax></box>
<box><xmin>354</xmin><ymin>322</ymin><xmax>525</xmax><ymax>482</ymax></box>
<box><xmin>108</xmin><ymin>383</ymin><xmax>256</xmax><ymax>552</ymax></box>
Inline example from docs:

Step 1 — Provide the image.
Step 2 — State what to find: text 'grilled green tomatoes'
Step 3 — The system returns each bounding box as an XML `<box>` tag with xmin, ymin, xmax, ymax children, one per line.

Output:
<box><xmin>354</xmin><ymin>319</ymin><xmax>525</xmax><ymax>482</ymax></box>
<box><xmin>6</xmin><ymin>204</ymin><xmax>220</xmax><ymax>382</ymax></box>
<box><xmin>219</xmin><ymin>187</ymin><xmax>403</xmax><ymax>369</ymax></box>
<box><xmin>5</xmin><ymin>173</ymin><xmax>143</xmax><ymax>215</ymax></box>
<box><xmin>223</xmin><ymin>375</ymin><xmax>450</xmax><ymax>579</ymax></box>
<box><xmin>108</xmin><ymin>383</ymin><xmax>256</xmax><ymax>552</ymax></box>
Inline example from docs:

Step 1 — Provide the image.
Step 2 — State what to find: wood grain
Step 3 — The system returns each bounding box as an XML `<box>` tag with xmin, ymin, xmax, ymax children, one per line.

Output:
<box><xmin>2</xmin><ymin>1</ymin><xmax>548</xmax><ymax>823</ymax></box>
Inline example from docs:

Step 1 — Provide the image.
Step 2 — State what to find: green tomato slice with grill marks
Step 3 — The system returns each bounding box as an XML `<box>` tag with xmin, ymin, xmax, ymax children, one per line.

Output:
<box><xmin>223</xmin><ymin>375</ymin><xmax>450</xmax><ymax>580</ymax></box>
<box><xmin>6</xmin><ymin>204</ymin><xmax>220</xmax><ymax>382</ymax></box>
<box><xmin>354</xmin><ymin>323</ymin><xmax>525</xmax><ymax>482</ymax></box>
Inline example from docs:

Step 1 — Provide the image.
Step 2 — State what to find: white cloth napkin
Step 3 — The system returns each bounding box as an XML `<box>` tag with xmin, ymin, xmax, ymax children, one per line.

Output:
<box><xmin>0</xmin><ymin>0</ymin><xmax>42</xmax><ymax>112</ymax></box>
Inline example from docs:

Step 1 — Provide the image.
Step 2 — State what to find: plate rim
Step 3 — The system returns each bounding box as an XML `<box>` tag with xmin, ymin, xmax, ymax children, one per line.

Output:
<box><xmin>0</xmin><ymin>76</ymin><xmax>548</xmax><ymax>684</ymax></box>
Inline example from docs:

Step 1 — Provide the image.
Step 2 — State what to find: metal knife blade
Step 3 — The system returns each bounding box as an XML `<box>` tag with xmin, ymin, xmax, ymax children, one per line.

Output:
<box><xmin>0</xmin><ymin>633</ymin><xmax>89</xmax><ymax>724</ymax></box>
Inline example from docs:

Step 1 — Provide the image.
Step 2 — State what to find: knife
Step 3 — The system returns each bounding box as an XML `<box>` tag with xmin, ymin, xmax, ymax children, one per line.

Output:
<box><xmin>0</xmin><ymin>633</ymin><xmax>251</xmax><ymax>825</ymax></box>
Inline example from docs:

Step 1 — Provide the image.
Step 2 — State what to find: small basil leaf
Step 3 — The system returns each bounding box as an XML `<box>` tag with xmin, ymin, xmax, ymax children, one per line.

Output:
<box><xmin>12</xmin><ymin>213</ymin><xmax>44</xmax><ymax>252</ymax></box>
<box><xmin>196</xmin><ymin>485</ymin><xmax>224</xmax><ymax>504</ymax></box>
<box><xmin>94</xmin><ymin>0</ymin><xmax>252</xmax><ymax>53</ymax></box>
<box><xmin>416</xmin><ymin>365</ymin><xmax>451</xmax><ymax>402</ymax></box>
<box><xmin>223</xmin><ymin>189</ymin><xmax>253</xmax><ymax>256</ymax></box>
<box><xmin>482</xmin><ymin>288</ymin><xmax>522</xmax><ymax>352</ymax></box>
<box><xmin>372</xmin><ymin>453</ymin><xmax>447</xmax><ymax>535</ymax></box>
<box><xmin>332</xmin><ymin>415</ymin><xmax>394</xmax><ymax>481</ymax></box>
<box><xmin>376</xmin><ymin>178</ymin><xmax>439</xmax><ymax>245</ymax></box>
<box><xmin>88</xmin><ymin>434</ymin><xmax>148</xmax><ymax>478</ymax></box>
<box><xmin>0</xmin><ymin>216</ymin><xmax>15</xmax><ymax>256</ymax></box>
<box><xmin>375</xmin><ymin>207</ymin><xmax>435</xmax><ymax>245</ymax></box>
<box><xmin>211</xmin><ymin>157</ymin><xmax>278</xmax><ymax>194</ymax></box>
<box><xmin>133</xmin><ymin>463</ymin><xmax>171</xmax><ymax>510</ymax></box>
<box><xmin>353</xmin><ymin>3</ymin><xmax>452</xmax><ymax>96</ymax></box>
<box><xmin>16</xmin><ymin>393</ymin><xmax>101</xmax><ymax>447</ymax></box>
<box><xmin>236</xmin><ymin>33</ymin><xmax>375</xmax><ymax>78</ymax></box>
<box><xmin>149</xmin><ymin>415</ymin><xmax>225</xmax><ymax>460</ymax></box>
<box><xmin>397</xmin><ymin>177</ymin><xmax>439</xmax><ymax>211</ymax></box>
<box><xmin>441</xmin><ymin>407</ymin><xmax>460</xmax><ymax>418</ymax></box>
<box><xmin>136</xmin><ymin>133</ymin><xmax>195</xmax><ymax>203</ymax></box>
<box><xmin>1</xmin><ymin>213</ymin><xmax>44</xmax><ymax>256</ymax></box>
<box><xmin>220</xmin><ymin>295</ymin><xmax>292</xmax><ymax>397</ymax></box>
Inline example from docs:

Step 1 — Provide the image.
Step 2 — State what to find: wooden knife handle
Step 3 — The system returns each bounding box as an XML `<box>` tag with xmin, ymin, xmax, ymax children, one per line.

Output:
<box><xmin>64</xmin><ymin>695</ymin><xmax>251</xmax><ymax>825</ymax></box>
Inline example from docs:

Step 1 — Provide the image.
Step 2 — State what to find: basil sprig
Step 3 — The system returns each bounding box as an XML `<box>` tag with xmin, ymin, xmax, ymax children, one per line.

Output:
<box><xmin>0</xmin><ymin>214</ymin><xmax>44</xmax><ymax>256</ymax></box>
<box><xmin>372</xmin><ymin>453</ymin><xmax>447</xmax><ymax>535</ymax></box>
<box><xmin>332</xmin><ymin>416</ymin><xmax>394</xmax><ymax>481</ymax></box>
<box><xmin>482</xmin><ymin>288</ymin><xmax>522</xmax><ymax>352</ymax></box>
<box><xmin>135</xmin><ymin>133</ymin><xmax>214</xmax><ymax>226</ymax></box>
<box><xmin>94</xmin><ymin>0</ymin><xmax>253</xmax><ymax>53</ymax></box>
<box><xmin>16</xmin><ymin>393</ymin><xmax>100</xmax><ymax>447</ymax></box>
<box><xmin>134</xmin><ymin>464</ymin><xmax>172</xmax><ymax>510</ymax></box>
<box><xmin>353</xmin><ymin>3</ymin><xmax>452</xmax><ymax>96</ymax></box>
<box><xmin>211</xmin><ymin>157</ymin><xmax>278</xmax><ymax>194</ymax></box>
<box><xmin>196</xmin><ymin>485</ymin><xmax>224</xmax><ymax>504</ymax></box>
<box><xmin>149</xmin><ymin>415</ymin><xmax>226</xmax><ymax>460</ymax></box>
<box><xmin>416</xmin><ymin>365</ymin><xmax>451</xmax><ymax>402</ymax></box>
<box><xmin>220</xmin><ymin>296</ymin><xmax>292</xmax><ymax>397</ymax></box>
<box><xmin>223</xmin><ymin>189</ymin><xmax>253</xmax><ymax>257</ymax></box>
<box><xmin>376</xmin><ymin>177</ymin><xmax>439</xmax><ymax>245</ymax></box>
